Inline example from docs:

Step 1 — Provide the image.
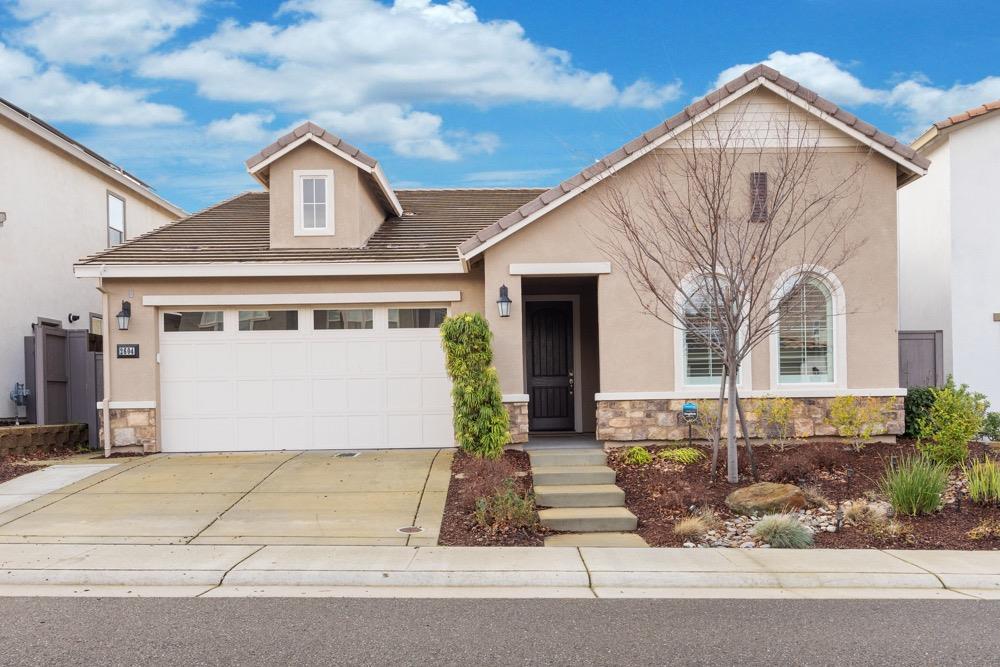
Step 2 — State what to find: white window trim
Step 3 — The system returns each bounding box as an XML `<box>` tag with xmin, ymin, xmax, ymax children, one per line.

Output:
<box><xmin>672</xmin><ymin>274</ymin><xmax>752</xmax><ymax>393</ymax></box>
<box><xmin>769</xmin><ymin>266</ymin><xmax>847</xmax><ymax>390</ymax></box>
<box><xmin>107</xmin><ymin>191</ymin><xmax>126</xmax><ymax>247</ymax></box>
<box><xmin>293</xmin><ymin>169</ymin><xmax>334</xmax><ymax>236</ymax></box>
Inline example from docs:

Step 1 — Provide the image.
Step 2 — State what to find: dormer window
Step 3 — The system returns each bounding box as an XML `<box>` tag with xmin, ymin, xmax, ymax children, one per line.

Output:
<box><xmin>293</xmin><ymin>169</ymin><xmax>334</xmax><ymax>235</ymax></box>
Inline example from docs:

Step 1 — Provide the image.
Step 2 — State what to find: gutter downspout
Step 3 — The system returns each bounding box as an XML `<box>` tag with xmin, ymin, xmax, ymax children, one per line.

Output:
<box><xmin>95</xmin><ymin>265</ymin><xmax>112</xmax><ymax>458</ymax></box>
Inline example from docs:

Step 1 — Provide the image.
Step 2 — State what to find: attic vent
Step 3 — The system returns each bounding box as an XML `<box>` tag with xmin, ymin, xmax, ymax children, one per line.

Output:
<box><xmin>163</xmin><ymin>245</ymin><xmax>204</xmax><ymax>252</ymax></box>
<box><xmin>402</xmin><ymin>210</ymin><xmax>416</xmax><ymax>216</ymax></box>
<box><xmin>750</xmin><ymin>172</ymin><xmax>768</xmax><ymax>223</ymax></box>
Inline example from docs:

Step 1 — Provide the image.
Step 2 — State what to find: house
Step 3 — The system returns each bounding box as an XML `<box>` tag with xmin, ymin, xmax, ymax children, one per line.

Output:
<box><xmin>0</xmin><ymin>98</ymin><xmax>183</xmax><ymax>421</ymax></box>
<box><xmin>74</xmin><ymin>66</ymin><xmax>927</xmax><ymax>454</ymax></box>
<box><xmin>897</xmin><ymin>100</ymin><xmax>1000</xmax><ymax>405</ymax></box>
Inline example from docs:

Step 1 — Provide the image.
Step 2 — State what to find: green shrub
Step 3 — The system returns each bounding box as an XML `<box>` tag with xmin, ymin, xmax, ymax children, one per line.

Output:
<box><xmin>623</xmin><ymin>446</ymin><xmax>653</xmax><ymax>465</ymax></box>
<box><xmin>472</xmin><ymin>479</ymin><xmax>536</xmax><ymax>533</ymax></box>
<box><xmin>964</xmin><ymin>457</ymin><xmax>1000</xmax><ymax>505</ymax></box>
<box><xmin>658</xmin><ymin>447</ymin><xmax>706</xmax><ymax>464</ymax></box>
<box><xmin>827</xmin><ymin>395</ymin><xmax>882</xmax><ymax>451</ymax></box>
<box><xmin>981</xmin><ymin>412</ymin><xmax>1000</xmax><ymax>441</ymax></box>
<box><xmin>880</xmin><ymin>456</ymin><xmax>950</xmax><ymax>516</ymax></box>
<box><xmin>904</xmin><ymin>387</ymin><xmax>935</xmax><ymax>438</ymax></box>
<box><xmin>758</xmin><ymin>396</ymin><xmax>795</xmax><ymax>451</ymax></box>
<box><xmin>440</xmin><ymin>313</ymin><xmax>510</xmax><ymax>459</ymax></box>
<box><xmin>916</xmin><ymin>377</ymin><xmax>987</xmax><ymax>465</ymax></box>
<box><xmin>751</xmin><ymin>514</ymin><xmax>813</xmax><ymax>548</ymax></box>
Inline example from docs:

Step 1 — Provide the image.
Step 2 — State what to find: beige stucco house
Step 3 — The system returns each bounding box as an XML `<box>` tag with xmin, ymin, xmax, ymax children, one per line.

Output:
<box><xmin>75</xmin><ymin>66</ymin><xmax>928</xmax><ymax>454</ymax></box>
<box><xmin>0</xmin><ymin>98</ymin><xmax>183</xmax><ymax>421</ymax></box>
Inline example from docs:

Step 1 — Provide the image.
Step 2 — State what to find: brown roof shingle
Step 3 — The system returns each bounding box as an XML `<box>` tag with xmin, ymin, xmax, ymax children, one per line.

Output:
<box><xmin>77</xmin><ymin>188</ymin><xmax>545</xmax><ymax>265</ymax></box>
<box><xmin>457</xmin><ymin>65</ymin><xmax>930</xmax><ymax>256</ymax></box>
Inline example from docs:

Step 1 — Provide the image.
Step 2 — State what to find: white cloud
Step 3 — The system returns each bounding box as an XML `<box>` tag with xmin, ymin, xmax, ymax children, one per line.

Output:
<box><xmin>206</xmin><ymin>112</ymin><xmax>276</xmax><ymax>144</ymax></box>
<box><xmin>10</xmin><ymin>0</ymin><xmax>204</xmax><ymax>65</ymax></box>
<box><xmin>714</xmin><ymin>51</ymin><xmax>1000</xmax><ymax>139</ymax></box>
<box><xmin>138</xmin><ymin>0</ymin><xmax>680</xmax><ymax>160</ymax></box>
<box><xmin>0</xmin><ymin>42</ymin><xmax>184</xmax><ymax>126</ymax></box>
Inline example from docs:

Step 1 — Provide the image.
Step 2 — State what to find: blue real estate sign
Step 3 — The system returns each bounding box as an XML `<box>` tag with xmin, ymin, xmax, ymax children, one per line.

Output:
<box><xmin>681</xmin><ymin>401</ymin><xmax>698</xmax><ymax>423</ymax></box>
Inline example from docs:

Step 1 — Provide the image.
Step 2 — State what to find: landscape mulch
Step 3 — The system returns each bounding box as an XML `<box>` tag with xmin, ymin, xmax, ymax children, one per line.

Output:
<box><xmin>438</xmin><ymin>449</ymin><xmax>546</xmax><ymax>546</ymax></box>
<box><xmin>0</xmin><ymin>447</ymin><xmax>84</xmax><ymax>485</ymax></box>
<box><xmin>610</xmin><ymin>440</ymin><xmax>1000</xmax><ymax>550</ymax></box>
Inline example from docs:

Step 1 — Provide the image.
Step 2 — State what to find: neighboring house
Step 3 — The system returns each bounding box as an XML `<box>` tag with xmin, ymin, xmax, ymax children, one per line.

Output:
<box><xmin>898</xmin><ymin>100</ymin><xmax>1000</xmax><ymax>404</ymax></box>
<box><xmin>0</xmin><ymin>98</ymin><xmax>184</xmax><ymax>420</ymax></box>
<box><xmin>75</xmin><ymin>65</ymin><xmax>927</xmax><ymax>454</ymax></box>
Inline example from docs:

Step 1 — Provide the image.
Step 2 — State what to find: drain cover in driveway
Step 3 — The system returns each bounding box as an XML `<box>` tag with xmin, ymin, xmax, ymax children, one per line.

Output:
<box><xmin>397</xmin><ymin>526</ymin><xmax>424</xmax><ymax>534</ymax></box>
<box><xmin>335</xmin><ymin>452</ymin><xmax>360</xmax><ymax>458</ymax></box>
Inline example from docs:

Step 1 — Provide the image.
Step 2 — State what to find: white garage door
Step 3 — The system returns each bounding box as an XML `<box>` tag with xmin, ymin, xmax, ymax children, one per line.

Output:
<box><xmin>158</xmin><ymin>306</ymin><xmax>454</xmax><ymax>452</ymax></box>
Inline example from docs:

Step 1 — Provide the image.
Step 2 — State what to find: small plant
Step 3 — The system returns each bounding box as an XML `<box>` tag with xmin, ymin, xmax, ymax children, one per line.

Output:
<box><xmin>967</xmin><ymin>518</ymin><xmax>1000</xmax><ymax>541</ymax></box>
<box><xmin>472</xmin><ymin>479</ymin><xmax>536</xmax><ymax>534</ymax></box>
<box><xmin>758</xmin><ymin>396</ymin><xmax>795</xmax><ymax>451</ymax></box>
<box><xmin>866</xmin><ymin>519</ymin><xmax>914</xmax><ymax>542</ymax></box>
<box><xmin>801</xmin><ymin>484</ymin><xmax>831</xmax><ymax>509</ymax></box>
<box><xmin>623</xmin><ymin>446</ymin><xmax>653</xmax><ymax>466</ymax></box>
<box><xmin>658</xmin><ymin>447</ymin><xmax>706</xmax><ymax>464</ymax></box>
<box><xmin>903</xmin><ymin>386</ymin><xmax>935</xmax><ymax>438</ymax></box>
<box><xmin>880</xmin><ymin>456</ymin><xmax>950</xmax><ymax>516</ymax></box>
<box><xmin>843</xmin><ymin>500</ymin><xmax>888</xmax><ymax>526</ymax></box>
<box><xmin>964</xmin><ymin>457</ymin><xmax>1000</xmax><ymax>505</ymax></box>
<box><xmin>751</xmin><ymin>514</ymin><xmax>814</xmax><ymax>548</ymax></box>
<box><xmin>915</xmin><ymin>377</ymin><xmax>987</xmax><ymax>465</ymax></box>
<box><xmin>827</xmin><ymin>395</ymin><xmax>882</xmax><ymax>452</ymax></box>
<box><xmin>981</xmin><ymin>412</ymin><xmax>1000</xmax><ymax>441</ymax></box>
<box><xmin>673</xmin><ymin>507</ymin><xmax>720</xmax><ymax>540</ymax></box>
<box><xmin>440</xmin><ymin>313</ymin><xmax>510</xmax><ymax>460</ymax></box>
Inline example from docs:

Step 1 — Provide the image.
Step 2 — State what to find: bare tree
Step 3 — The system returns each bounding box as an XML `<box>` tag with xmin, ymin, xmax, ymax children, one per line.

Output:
<box><xmin>594</xmin><ymin>104</ymin><xmax>868</xmax><ymax>483</ymax></box>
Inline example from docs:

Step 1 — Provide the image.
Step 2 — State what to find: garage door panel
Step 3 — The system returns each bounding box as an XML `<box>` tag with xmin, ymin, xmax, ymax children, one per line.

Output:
<box><xmin>387</xmin><ymin>378</ymin><xmax>422</xmax><ymax>410</ymax></box>
<box><xmin>160</xmin><ymin>306</ymin><xmax>454</xmax><ymax>452</ymax></box>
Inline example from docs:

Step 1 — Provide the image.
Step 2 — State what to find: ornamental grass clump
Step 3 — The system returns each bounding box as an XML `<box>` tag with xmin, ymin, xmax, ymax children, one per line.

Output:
<box><xmin>915</xmin><ymin>377</ymin><xmax>987</xmax><ymax>465</ymax></box>
<box><xmin>880</xmin><ymin>456</ymin><xmax>950</xmax><ymax>516</ymax></box>
<box><xmin>964</xmin><ymin>457</ymin><xmax>1000</xmax><ymax>505</ymax></box>
<box><xmin>440</xmin><ymin>313</ymin><xmax>510</xmax><ymax>460</ymax></box>
<box><xmin>472</xmin><ymin>479</ymin><xmax>536</xmax><ymax>534</ymax></box>
<box><xmin>658</xmin><ymin>447</ymin><xmax>706</xmax><ymax>465</ymax></box>
<box><xmin>751</xmin><ymin>514</ymin><xmax>813</xmax><ymax>549</ymax></box>
<box><xmin>623</xmin><ymin>446</ymin><xmax>653</xmax><ymax>466</ymax></box>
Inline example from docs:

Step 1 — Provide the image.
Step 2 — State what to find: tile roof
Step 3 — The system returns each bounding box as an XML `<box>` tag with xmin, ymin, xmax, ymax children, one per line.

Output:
<box><xmin>457</xmin><ymin>64</ymin><xmax>930</xmax><ymax>257</ymax></box>
<box><xmin>931</xmin><ymin>100</ymin><xmax>1000</xmax><ymax>131</ymax></box>
<box><xmin>245</xmin><ymin>121</ymin><xmax>378</xmax><ymax>171</ymax></box>
<box><xmin>77</xmin><ymin>188</ymin><xmax>545</xmax><ymax>265</ymax></box>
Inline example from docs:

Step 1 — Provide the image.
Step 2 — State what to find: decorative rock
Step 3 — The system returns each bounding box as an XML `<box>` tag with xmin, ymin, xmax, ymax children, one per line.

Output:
<box><xmin>725</xmin><ymin>482</ymin><xmax>807</xmax><ymax>516</ymax></box>
<box><xmin>683</xmin><ymin>542</ymin><xmax>695</xmax><ymax>548</ymax></box>
<box><xmin>739</xmin><ymin>541</ymin><xmax>755</xmax><ymax>549</ymax></box>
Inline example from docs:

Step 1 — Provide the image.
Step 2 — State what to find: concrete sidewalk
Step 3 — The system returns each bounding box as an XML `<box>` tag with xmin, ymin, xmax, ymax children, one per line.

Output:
<box><xmin>0</xmin><ymin>544</ymin><xmax>997</xmax><ymax>599</ymax></box>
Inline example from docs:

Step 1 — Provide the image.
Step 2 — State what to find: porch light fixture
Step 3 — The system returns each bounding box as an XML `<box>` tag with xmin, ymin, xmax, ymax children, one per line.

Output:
<box><xmin>497</xmin><ymin>284</ymin><xmax>512</xmax><ymax>318</ymax></box>
<box><xmin>115</xmin><ymin>300</ymin><xmax>131</xmax><ymax>331</ymax></box>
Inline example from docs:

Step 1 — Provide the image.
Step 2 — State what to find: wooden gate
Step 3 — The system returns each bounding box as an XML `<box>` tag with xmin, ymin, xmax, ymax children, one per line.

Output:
<box><xmin>898</xmin><ymin>330</ymin><xmax>944</xmax><ymax>388</ymax></box>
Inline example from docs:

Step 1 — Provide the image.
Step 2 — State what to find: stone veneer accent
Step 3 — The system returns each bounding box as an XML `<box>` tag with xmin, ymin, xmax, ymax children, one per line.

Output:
<box><xmin>504</xmin><ymin>401</ymin><xmax>529</xmax><ymax>444</ymax></box>
<box><xmin>99</xmin><ymin>408</ymin><xmax>158</xmax><ymax>453</ymax></box>
<box><xmin>596</xmin><ymin>396</ymin><xmax>905</xmax><ymax>442</ymax></box>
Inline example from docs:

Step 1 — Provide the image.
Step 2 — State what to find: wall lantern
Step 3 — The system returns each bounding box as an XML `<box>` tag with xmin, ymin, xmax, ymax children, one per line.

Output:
<box><xmin>497</xmin><ymin>284</ymin><xmax>512</xmax><ymax>318</ymax></box>
<box><xmin>116</xmin><ymin>300</ymin><xmax>132</xmax><ymax>331</ymax></box>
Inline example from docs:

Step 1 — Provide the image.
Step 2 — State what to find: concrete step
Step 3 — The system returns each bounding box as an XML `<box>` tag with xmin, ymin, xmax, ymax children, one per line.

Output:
<box><xmin>535</xmin><ymin>484</ymin><xmax>624</xmax><ymax>508</ymax></box>
<box><xmin>538</xmin><ymin>506</ymin><xmax>638</xmax><ymax>532</ymax></box>
<box><xmin>532</xmin><ymin>465</ymin><xmax>616</xmax><ymax>486</ymax></box>
<box><xmin>529</xmin><ymin>449</ymin><xmax>607</xmax><ymax>467</ymax></box>
<box><xmin>544</xmin><ymin>532</ymin><xmax>649</xmax><ymax>548</ymax></box>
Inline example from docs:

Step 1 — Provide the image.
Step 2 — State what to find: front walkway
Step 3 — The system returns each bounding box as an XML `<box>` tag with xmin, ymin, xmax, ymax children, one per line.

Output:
<box><xmin>0</xmin><ymin>449</ymin><xmax>452</xmax><ymax>546</ymax></box>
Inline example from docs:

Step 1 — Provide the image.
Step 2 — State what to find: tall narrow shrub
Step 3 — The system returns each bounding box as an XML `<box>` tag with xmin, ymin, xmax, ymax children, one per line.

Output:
<box><xmin>440</xmin><ymin>313</ymin><xmax>509</xmax><ymax>459</ymax></box>
<box><xmin>916</xmin><ymin>377</ymin><xmax>987</xmax><ymax>465</ymax></box>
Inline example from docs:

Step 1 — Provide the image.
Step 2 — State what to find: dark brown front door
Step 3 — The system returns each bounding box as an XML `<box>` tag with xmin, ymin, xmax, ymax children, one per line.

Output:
<box><xmin>525</xmin><ymin>301</ymin><xmax>574</xmax><ymax>431</ymax></box>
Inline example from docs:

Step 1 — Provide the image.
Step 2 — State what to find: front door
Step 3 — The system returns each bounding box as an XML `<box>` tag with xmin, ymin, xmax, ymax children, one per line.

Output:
<box><xmin>525</xmin><ymin>301</ymin><xmax>574</xmax><ymax>431</ymax></box>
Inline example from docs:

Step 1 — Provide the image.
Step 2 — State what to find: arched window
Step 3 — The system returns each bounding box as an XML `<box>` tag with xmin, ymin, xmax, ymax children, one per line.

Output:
<box><xmin>777</xmin><ymin>276</ymin><xmax>833</xmax><ymax>383</ymax></box>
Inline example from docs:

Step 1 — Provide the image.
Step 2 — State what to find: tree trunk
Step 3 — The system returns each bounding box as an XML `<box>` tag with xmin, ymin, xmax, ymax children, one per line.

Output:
<box><xmin>709</xmin><ymin>371</ymin><xmax>726</xmax><ymax>481</ymax></box>
<box><xmin>726</xmin><ymin>367</ymin><xmax>739</xmax><ymax>483</ymax></box>
<box><xmin>733</xmin><ymin>385</ymin><xmax>759</xmax><ymax>481</ymax></box>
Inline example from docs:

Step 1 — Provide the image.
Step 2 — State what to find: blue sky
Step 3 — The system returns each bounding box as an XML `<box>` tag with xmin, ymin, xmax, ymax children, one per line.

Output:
<box><xmin>1</xmin><ymin>0</ymin><xmax>998</xmax><ymax>212</ymax></box>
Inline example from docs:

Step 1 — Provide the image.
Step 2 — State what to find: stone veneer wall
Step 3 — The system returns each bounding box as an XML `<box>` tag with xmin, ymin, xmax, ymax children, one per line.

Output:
<box><xmin>596</xmin><ymin>396</ymin><xmax>905</xmax><ymax>442</ymax></box>
<box><xmin>99</xmin><ymin>408</ymin><xmax>158</xmax><ymax>453</ymax></box>
<box><xmin>504</xmin><ymin>401</ymin><xmax>529</xmax><ymax>444</ymax></box>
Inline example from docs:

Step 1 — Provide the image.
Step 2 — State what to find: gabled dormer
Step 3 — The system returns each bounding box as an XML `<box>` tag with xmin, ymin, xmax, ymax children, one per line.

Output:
<box><xmin>245</xmin><ymin>122</ymin><xmax>402</xmax><ymax>249</ymax></box>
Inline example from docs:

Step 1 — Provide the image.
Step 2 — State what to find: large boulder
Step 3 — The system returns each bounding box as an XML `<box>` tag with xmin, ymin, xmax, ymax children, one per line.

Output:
<box><xmin>725</xmin><ymin>482</ymin><xmax>806</xmax><ymax>516</ymax></box>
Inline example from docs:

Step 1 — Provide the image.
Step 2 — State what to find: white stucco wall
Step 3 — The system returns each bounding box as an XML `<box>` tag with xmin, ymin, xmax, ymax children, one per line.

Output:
<box><xmin>0</xmin><ymin>117</ymin><xmax>179</xmax><ymax>418</ymax></box>
<box><xmin>947</xmin><ymin>114</ymin><xmax>1000</xmax><ymax>406</ymax></box>
<box><xmin>897</xmin><ymin>139</ymin><xmax>952</xmax><ymax>371</ymax></box>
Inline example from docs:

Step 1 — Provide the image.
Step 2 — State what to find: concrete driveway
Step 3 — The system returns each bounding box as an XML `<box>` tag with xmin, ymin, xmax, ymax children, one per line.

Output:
<box><xmin>0</xmin><ymin>449</ymin><xmax>452</xmax><ymax>546</ymax></box>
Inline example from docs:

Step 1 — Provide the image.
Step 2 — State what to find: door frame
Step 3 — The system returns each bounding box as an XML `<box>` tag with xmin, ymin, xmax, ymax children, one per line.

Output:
<box><xmin>522</xmin><ymin>294</ymin><xmax>582</xmax><ymax>433</ymax></box>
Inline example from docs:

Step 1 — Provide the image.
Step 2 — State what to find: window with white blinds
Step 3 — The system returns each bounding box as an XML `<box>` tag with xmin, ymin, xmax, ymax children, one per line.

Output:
<box><xmin>778</xmin><ymin>277</ymin><xmax>833</xmax><ymax>383</ymax></box>
<box><xmin>682</xmin><ymin>287</ymin><xmax>725</xmax><ymax>385</ymax></box>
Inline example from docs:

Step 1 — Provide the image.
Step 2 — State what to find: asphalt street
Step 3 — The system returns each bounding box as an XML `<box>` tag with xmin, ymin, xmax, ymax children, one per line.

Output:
<box><xmin>1</xmin><ymin>597</ymin><xmax>997</xmax><ymax>666</ymax></box>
